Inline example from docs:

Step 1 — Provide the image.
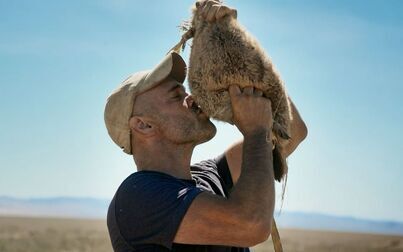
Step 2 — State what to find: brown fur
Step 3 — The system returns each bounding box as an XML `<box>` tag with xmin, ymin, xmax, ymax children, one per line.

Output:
<box><xmin>174</xmin><ymin>2</ymin><xmax>292</xmax><ymax>181</ymax></box>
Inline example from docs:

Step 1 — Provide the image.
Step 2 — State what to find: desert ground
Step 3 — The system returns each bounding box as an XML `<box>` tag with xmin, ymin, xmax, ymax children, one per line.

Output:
<box><xmin>0</xmin><ymin>216</ymin><xmax>402</xmax><ymax>252</ymax></box>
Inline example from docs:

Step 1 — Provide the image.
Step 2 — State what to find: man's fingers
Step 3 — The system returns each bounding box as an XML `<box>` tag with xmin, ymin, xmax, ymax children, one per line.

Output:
<box><xmin>196</xmin><ymin>0</ymin><xmax>211</xmax><ymax>9</ymax></box>
<box><xmin>243</xmin><ymin>86</ymin><xmax>254</xmax><ymax>95</ymax></box>
<box><xmin>201</xmin><ymin>2</ymin><xmax>213</xmax><ymax>19</ymax></box>
<box><xmin>206</xmin><ymin>4</ymin><xmax>220</xmax><ymax>22</ymax></box>
<box><xmin>230</xmin><ymin>86</ymin><xmax>263</xmax><ymax>97</ymax></box>
<box><xmin>215</xmin><ymin>6</ymin><xmax>227</xmax><ymax>20</ymax></box>
<box><xmin>215</xmin><ymin>6</ymin><xmax>236</xmax><ymax>20</ymax></box>
<box><xmin>229</xmin><ymin>85</ymin><xmax>241</xmax><ymax>98</ymax></box>
<box><xmin>201</xmin><ymin>0</ymin><xmax>219</xmax><ymax>18</ymax></box>
<box><xmin>199</xmin><ymin>0</ymin><xmax>236</xmax><ymax>22</ymax></box>
<box><xmin>206</xmin><ymin>0</ymin><xmax>221</xmax><ymax>6</ymax></box>
<box><xmin>254</xmin><ymin>89</ymin><xmax>263</xmax><ymax>97</ymax></box>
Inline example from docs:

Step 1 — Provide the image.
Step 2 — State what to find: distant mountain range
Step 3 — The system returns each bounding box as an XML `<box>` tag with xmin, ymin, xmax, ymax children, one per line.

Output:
<box><xmin>0</xmin><ymin>196</ymin><xmax>402</xmax><ymax>236</ymax></box>
<box><xmin>275</xmin><ymin>211</ymin><xmax>403</xmax><ymax>236</ymax></box>
<box><xmin>0</xmin><ymin>196</ymin><xmax>108</xmax><ymax>219</ymax></box>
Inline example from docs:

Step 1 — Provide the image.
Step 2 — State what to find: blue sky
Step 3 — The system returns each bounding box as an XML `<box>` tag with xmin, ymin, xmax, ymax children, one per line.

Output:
<box><xmin>0</xmin><ymin>0</ymin><xmax>402</xmax><ymax>222</ymax></box>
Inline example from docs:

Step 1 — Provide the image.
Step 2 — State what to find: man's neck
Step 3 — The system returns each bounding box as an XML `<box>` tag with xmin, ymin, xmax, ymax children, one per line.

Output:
<box><xmin>134</xmin><ymin>141</ymin><xmax>194</xmax><ymax>180</ymax></box>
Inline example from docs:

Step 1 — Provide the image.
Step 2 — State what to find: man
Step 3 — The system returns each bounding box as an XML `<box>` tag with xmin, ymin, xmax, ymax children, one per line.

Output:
<box><xmin>104</xmin><ymin>1</ymin><xmax>307</xmax><ymax>251</ymax></box>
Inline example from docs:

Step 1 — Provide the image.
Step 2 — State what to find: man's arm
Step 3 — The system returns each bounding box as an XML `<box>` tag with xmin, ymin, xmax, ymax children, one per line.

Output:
<box><xmin>174</xmin><ymin>86</ymin><xmax>275</xmax><ymax>247</ymax></box>
<box><xmin>226</xmin><ymin>97</ymin><xmax>308</xmax><ymax>184</ymax></box>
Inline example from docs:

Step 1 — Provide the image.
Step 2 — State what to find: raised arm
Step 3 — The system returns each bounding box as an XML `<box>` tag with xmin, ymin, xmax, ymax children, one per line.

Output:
<box><xmin>226</xmin><ymin>97</ymin><xmax>308</xmax><ymax>184</ymax></box>
<box><xmin>174</xmin><ymin>86</ymin><xmax>275</xmax><ymax>247</ymax></box>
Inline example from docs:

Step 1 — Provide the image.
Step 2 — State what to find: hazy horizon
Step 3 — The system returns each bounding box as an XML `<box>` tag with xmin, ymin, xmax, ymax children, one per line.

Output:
<box><xmin>2</xmin><ymin>195</ymin><xmax>403</xmax><ymax>237</ymax></box>
<box><xmin>1</xmin><ymin>195</ymin><xmax>403</xmax><ymax>226</ymax></box>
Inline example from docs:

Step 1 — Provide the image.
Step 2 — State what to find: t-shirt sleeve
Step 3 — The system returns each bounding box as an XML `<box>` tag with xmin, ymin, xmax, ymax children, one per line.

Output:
<box><xmin>214</xmin><ymin>153</ymin><xmax>234</xmax><ymax>192</ymax></box>
<box><xmin>114</xmin><ymin>172</ymin><xmax>203</xmax><ymax>250</ymax></box>
<box><xmin>191</xmin><ymin>153</ymin><xmax>234</xmax><ymax>196</ymax></box>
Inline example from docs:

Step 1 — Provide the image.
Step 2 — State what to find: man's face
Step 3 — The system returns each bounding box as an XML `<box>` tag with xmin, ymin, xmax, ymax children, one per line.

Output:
<box><xmin>133</xmin><ymin>78</ymin><xmax>217</xmax><ymax>145</ymax></box>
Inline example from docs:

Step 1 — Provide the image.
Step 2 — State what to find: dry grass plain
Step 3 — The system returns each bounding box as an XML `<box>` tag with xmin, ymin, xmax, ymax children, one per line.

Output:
<box><xmin>0</xmin><ymin>216</ymin><xmax>402</xmax><ymax>252</ymax></box>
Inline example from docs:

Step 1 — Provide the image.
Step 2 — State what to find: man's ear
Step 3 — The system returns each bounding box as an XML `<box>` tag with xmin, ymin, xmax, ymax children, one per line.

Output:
<box><xmin>129</xmin><ymin>116</ymin><xmax>155</xmax><ymax>136</ymax></box>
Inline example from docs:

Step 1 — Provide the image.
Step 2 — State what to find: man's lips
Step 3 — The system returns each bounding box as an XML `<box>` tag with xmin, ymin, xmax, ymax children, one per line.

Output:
<box><xmin>187</xmin><ymin>96</ymin><xmax>208</xmax><ymax>118</ymax></box>
<box><xmin>191</xmin><ymin>101</ymin><xmax>203</xmax><ymax>115</ymax></box>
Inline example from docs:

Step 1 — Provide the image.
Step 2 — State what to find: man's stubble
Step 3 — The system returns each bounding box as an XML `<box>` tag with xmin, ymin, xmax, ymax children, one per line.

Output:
<box><xmin>155</xmin><ymin>112</ymin><xmax>216</xmax><ymax>146</ymax></box>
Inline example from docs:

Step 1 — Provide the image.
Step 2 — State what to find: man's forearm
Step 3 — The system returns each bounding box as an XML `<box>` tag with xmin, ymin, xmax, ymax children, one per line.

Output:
<box><xmin>228</xmin><ymin>129</ymin><xmax>275</xmax><ymax>227</ymax></box>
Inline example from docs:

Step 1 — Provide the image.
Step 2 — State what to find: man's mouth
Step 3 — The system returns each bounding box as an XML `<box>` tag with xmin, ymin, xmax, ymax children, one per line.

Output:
<box><xmin>191</xmin><ymin>102</ymin><xmax>203</xmax><ymax>115</ymax></box>
<box><xmin>190</xmin><ymin>100</ymin><xmax>203</xmax><ymax>115</ymax></box>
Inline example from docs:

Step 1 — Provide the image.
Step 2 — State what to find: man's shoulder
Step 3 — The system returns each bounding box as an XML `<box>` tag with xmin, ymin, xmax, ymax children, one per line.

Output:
<box><xmin>122</xmin><ymin>170</ymin><xmax>178</xmax><ymax>183</ymax></box>
<box><xmin>115</xmin><ymin>171</ymin><xmax>201</xmax><ymax>206</ymax></box>
<box><xmin>108</xmin><ymin>171</ymin><xmax>203</xmax><ymax>250</ymax></box>
<box><xmin>191</xmin><ymin>154</ymin><xmax>233</xmax><ymax>197</ymax></box>
<box><xmin>118</xmin><ymin>170</ymin><xmax>187</xmax><ymax>192</ymax></box>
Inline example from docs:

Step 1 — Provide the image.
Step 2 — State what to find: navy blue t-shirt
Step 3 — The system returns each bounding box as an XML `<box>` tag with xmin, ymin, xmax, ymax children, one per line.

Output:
<box><xmin>107</xmin><ymin>155</ymin><xmax>250</xmax><ymax>252</ymax></box>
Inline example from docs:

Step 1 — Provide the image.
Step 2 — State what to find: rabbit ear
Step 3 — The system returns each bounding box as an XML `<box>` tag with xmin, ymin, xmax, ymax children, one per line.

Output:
<box><xmin>273</xmin><ymin>121</ymin><xmax>291</xmax><ymax>140</ymax></box>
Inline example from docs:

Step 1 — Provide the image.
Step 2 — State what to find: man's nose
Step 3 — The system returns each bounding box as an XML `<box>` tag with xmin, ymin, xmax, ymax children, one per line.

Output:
<box><xmin>184</xmin><ymin>95</ymin><xmax>194</xmax><ymax>108</ymax></box>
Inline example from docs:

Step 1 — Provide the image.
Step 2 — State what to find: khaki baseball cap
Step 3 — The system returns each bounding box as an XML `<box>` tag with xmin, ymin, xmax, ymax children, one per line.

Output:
<box><xmin>104</xmin><ymin>52</ymin><xmax>187</xmax><ymax>154</ymax></box>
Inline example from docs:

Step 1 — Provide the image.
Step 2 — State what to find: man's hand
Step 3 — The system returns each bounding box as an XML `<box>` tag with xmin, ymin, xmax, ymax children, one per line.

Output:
<box><xmin>225</xmin><ymin>97</ymin><xmax>308</xmax><ymax>185</ymax></box>
<box><xmin>196</xmin><ymin>0</ymin><xmax>237</xmax><ymax>22</ymax></box>
<box><xmin>229</xmin><ymin>85</ymin><xmax>273</xmax><ymax>139</ymax></box>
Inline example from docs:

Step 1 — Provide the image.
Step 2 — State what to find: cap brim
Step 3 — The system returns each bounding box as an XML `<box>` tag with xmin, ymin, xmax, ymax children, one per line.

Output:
<box><xmin>138</xmin><ymin>52</ymin><xmax>187</xmax><ymax>94</ymax></box>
